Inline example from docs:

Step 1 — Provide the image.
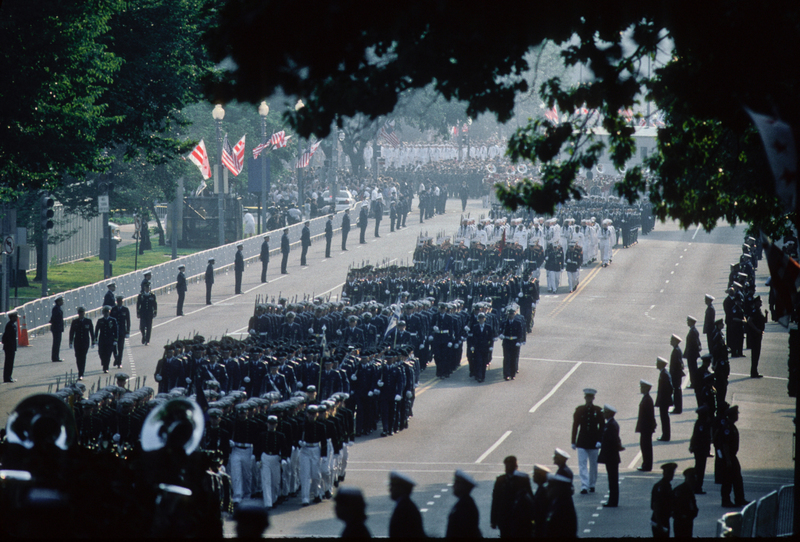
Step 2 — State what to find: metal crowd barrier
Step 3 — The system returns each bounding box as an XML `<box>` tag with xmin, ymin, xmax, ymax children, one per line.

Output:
<box><xmin>0</xmin><ymin>209</ymin><xmax>353</xmax><ymax>336</ymax></box>
<box><xmin>716</xmin><ymin>484</ymin><xmax>794</xmax><ymax>537</ymax></box>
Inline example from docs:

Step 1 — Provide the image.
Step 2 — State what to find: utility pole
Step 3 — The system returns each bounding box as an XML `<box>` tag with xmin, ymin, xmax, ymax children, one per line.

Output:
<box><xmin>40</xmin><ymin>194</ymin><xmax>54</xmax><ymax>296</ymax></box>
<box><xmin>259</xmin><ymin>101</ymin><xmax>270</xmax><ymax>234</ymax></box>
<box><xmin>212</xmin><ymin>104</ymin><xmax>226</xmax><ymax>246</ymax></box>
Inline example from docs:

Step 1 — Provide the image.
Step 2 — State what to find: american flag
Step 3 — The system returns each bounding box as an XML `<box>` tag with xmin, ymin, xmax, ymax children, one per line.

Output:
<box><xmin>296</xmin><ymin>140</ymin><xmax>321</xmax><ymax>168</ymax></box>
<box><xmin>222</xmin><ymin>134</ymin><xmax>246</xmax><ymax>176</ymax></box>
<box><xmin>253</xmin><ymin>130</ymin><xmax>290</xmax><ymax>158</ymax></box>
<box><xmin>184</xmin><ymin>139</ymin><xmax>211</xmax><ymax>179</ymax></box>
<box><xmin>452</xmin><ymin>126</ymin><xmax>458</xmax><ymax>138</ymax></box>
<box><xmin>379</xmin><ymin>119</ymin><xmax>401</xmax><ymax>147</ymax></box>
<box><xmin>461</xmin><ymin>123</ymin><xmax>469</xmax><ymax>133</ymax></box>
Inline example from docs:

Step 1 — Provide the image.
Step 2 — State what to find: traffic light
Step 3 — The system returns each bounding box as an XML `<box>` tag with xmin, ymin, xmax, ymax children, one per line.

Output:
<box><xmin>41</xmin><ymin>196</ymin><xmax>54</xmax><ymax>230</ymax></box>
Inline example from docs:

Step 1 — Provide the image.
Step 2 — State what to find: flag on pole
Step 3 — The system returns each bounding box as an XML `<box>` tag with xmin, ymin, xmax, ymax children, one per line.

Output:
<box><xmin>296</xmin><ymin>140</ymin><xmax>321</xmax><ymax>168</ymax></box>
<box><xmin>744</xmin><ymin>107</ymin><xmax>797</xmax><ymax>213</ymax></box>
<box><xmin>254</xmin><ymin>130</ymin><xmax>290</xmax><ymax>158</ymax></box>
<box><xmin>379</xmin><ymin>119</ymin><xmax>401</xmax><ymax>147</ymax></box>
<box><xmin>222</xmin><ymin>134</ymin><xmax>246</xmax><ymax>176</ymax></box>
<box><xmin>383</xmin><ymin>304</ymin><xmax>402</xmax><ymax>339</ymax></box>
<box><xmin>184</xmin><ymin>139</ymin><xmax>211</xmax><ymax>179</ymax></box>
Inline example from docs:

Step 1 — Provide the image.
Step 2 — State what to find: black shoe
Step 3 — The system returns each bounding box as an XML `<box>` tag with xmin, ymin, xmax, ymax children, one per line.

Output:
<box><xmin>206</xmin><ymin>302</ymin><xmax>212</xmax><ymax>305</ymax></box>
<box><xmin>302</xmin><ymin>502</ymin><xmax>310</xmax><ymax>507</ymax></box>
<box><xmin>657</xmin><ymin>437</ymin><xmax>670</xmax><ymax>442</ymax></box>
<box><xmin>313</xmin><ymin>496</ymin><xmax>322</xmax><ymax>503</ymax></box>
<box><xmin>695</xmin><ymin>490</ymin><xmax>706</xmax><ymax>495</ymax></box>
<box><xmin>324</xmin><ymin>491</ymin><xmax>332</xmax><ymax>499</ymax></box>
<box><xmin>3</xmin><ymin>379</ymin><xmax>17</xmax><ymax>383</ymax></box>
<box><xmin>721</xmin><ymin>501</ymin><xmax>737</xmax><ymax>508</ymax></box>
<box><xmin>637</xmin><ymin>467</ymin><xmax>651</xmax><ymax>472</ymax></box>
<box><xmin>602</xmin><ymin>502</ymin><xmax>617</xmax><ymax>507</ymax></box>
<box><xmin>751</xmin><ymin>373</ymin><xmax>763</xmax><ymax>378</ymax></box>
<box><xmin>52</xmin><ymin>359</ymin><xmax>63</xmax><ymax>362</ymax></box>
<box><xmin>580</xmin><ymin>489</ymin><xmax>589</xmax><ymax>495</ymax></box>
<box><xmin>590</xmin><ymin>487</ymin><xmax>595</xmax><ymax>493</ymax></box>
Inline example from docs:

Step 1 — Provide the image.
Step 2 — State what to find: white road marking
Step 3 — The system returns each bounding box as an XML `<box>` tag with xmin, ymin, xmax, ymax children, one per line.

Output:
<box><xmin>529</xmin><ymin>362</ymin><xmax>582</xmax><ymax>413</ymax></box>
<box><xmin>692</xmin><ymin>225</ymin><xmax>701</xmax><ymax>239</ymax></box>
<box><xmin>627</xmin><ymin>450</ymin><xmax>643</xmax><ymax>470</ymax></box>
<box><xmin>125</xmin><ymin>337</ymin><xmax>136</xmax><ymax>377</ymax></box>
<box><xmin>475</xmin><ymin>430</ymin><xmax>512</xmax><ymax>464</ymax></box>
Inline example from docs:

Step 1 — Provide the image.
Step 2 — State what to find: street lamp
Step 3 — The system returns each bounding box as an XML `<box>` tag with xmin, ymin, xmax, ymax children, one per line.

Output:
<box><xmin>212</xmin><ymin>104</ymin><xmax>225</xmax><ymax>246</ymax></box>
<box><xmin>294</xmin><ymin>100</ymin><xmax>305</xmax><ymax>217</ymax></box>
<box><xmin>258</xmin><ymin>101</ymin><xmax>270</xmax><ymax>234</ymax></box>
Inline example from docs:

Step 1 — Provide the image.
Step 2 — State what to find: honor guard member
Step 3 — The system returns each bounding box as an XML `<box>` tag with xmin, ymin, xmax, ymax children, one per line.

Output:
<box><xmin>655</xmin><ymin>357</ymin><xmax>673</xmax><ymax>441</ymax></box>
<box><xmin>229</xmin><ymin>403</ymin><xmax>256</xmax><ymax>505</ymax></box>
<box><xmin>673</xmin><ymin>468</ymin><xmax>699</xmax><ymax>537</ymax></box>
<box><xmin>341</xmin><ymin>208</ymin><xmax>350</xmax><ymax>250</ymax></box>
<box><xmin>95</xmin><ymin>306</ymin><xmax>118</xmax><ymax>374</ymax></box>
<box><xmin>703</xmin><ymin>294</ymin><xmax>715</xmax><ymax>350</ymax></box>
<box><xmin>136</xmin><ymin>281</ymin><xmax>157</xmax><ymax>345</ymax></box>
<box><xmin>176</xmin><ymin>264</ymin><xmax>187</xmax><ymax>315</ymax></box>
<box><xmin>598</xmin><ymin>404</ymin><xmax>623</xmax><ymax>507</ymax></box>
<box><xmin>565</xmin><ymin>237</ymin><xmax>582</xmax><ymax>292</ymax></box>
<box><xmin>689</xmin><ymin>405</ymin><xmax>712</xmax><ymax>495</ymax></box>
<box><xmin>50</xmin><ymin>297</ymin><xmax>65</xmax><ymax>362</ymax></box>
<box><xmin>140</xmin><ymin>270</ymin><xmax>152</xmax><ymax>291</ymax></box>
<box><xmin>684</xmin><ymin>316</ymin><xmax>702</xmax><ymax>390</ymax></box>
<box><xmin>69</xmin><ymin>307</ymin><xmax>96</xmax><ymax>380</ymax></box>
<box><xmin>491</xmin><ymin>456</ymin><xmax>530</xmax><ymax>537</ymax></box>
<box><xmin>257</xmin><ymin>415</ymin><xmax>290</xmax><ymax>509</ymax></box>
<box><xmin>280</xmin><ymin>228</ymin><xmax>290</xmax><ymax>274</ymax></box>
<box><xmin>571</xmin><ymin>388</ymin><xmax>604</xmax><ymax>494</ymax></box>
<box><xmin>469</xmin><ymin>312</ymin><xmax>494</xmax><ymax>383</ymax></box>
<box><xmin>651</xmin><ymin>462</ymin><xmax>677</xmax><ymax>537</ymax></box>
<box><xmin>636</xmin><ymin>379</ymin><xmax>656</xmax><ymax>471</ymax></box>
<box><xmin>711</xmin><ymin>319</ymin><xmax>730</xmax><ymax>404</ymax></box>
<box><xmin>300</xmin><ymin>221</ymin><xmax>311</xmax><ymax>266</ymax></box>
<box><xmin>205</xmin><ymin>257</ymin><xmax>215</xmax><ymax>305</ymax></box>
<box><xmin>325</xmin><ymin>214</ymin><xmax>333</xmax><ymax>258</ymax></box>
<box><xmin>299</xmin><ymin>405</ymin><xmax>327</xmax><ymax>506</ymax></box>
<box><xmin>553</xmin><ymin>447</ymin><xmax>574</xmax><ymax>486</ymax></box>
<box><xmin>718</xmin><ymin>405</ymin><xmax>749</xmax><ymax>508</ymax></box>
<box><xmin>103</xmin><ymin>282</ymin><xmax>116</xmax><ymax>307</ymax></box>
<box><xmin>446</xmin><ymin>470</ymin><xmax>481</xmax><ymax>538</ymax></box>
<box><xmin>745</xmin><ymin>296</ymin><xmax>766</xmax><ymax>378</ymax></box>
<box><xmin>388</xmin><ymin>471</ymin><xmax>425</xmax><ymax>538</ymax></box>
<box><xmin>723</xmin><ymin>287</ymin><xmax>745</xmax><ymax>357</ymax></box>
<box><xmin>2</xmin><ymin>312</ymin><xmax>18</xmax><ymax>383</ymax></box>
<box><xmin>358</xmin><ymin>202</ymin><xmax>368</xmax><ymax>244</ymax></box>
<box><xmin>668</xmin><ymin>334</ymin><xmax>685</xmax><ymax>413</ymax></box>
<box><xmin>532</xmin><ymin>464</ymin><xmax>550</xmax><ymax>537</ymax></box>
<box><xmin>260</xmin><ymin>235</ymin><xmax>270</xmax><ymax>282</ymax></box>
<box><xmin>544</xmin><ymin>471</ymin><xmax>578</xmax><ymax>538</ymax></box>
<box><xmin>234</xmin><ymin>244</ymin><xmax>245</xmax><ymax>294</ymax></box>
<box><xmin>499</xmin><ymin>306</ymin><xmax>523</xmax><ymax>380</ymax></box>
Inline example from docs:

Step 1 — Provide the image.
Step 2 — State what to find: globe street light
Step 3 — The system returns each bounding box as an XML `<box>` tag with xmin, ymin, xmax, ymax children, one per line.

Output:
<box><xmin>212</xmin><ymin>104</ymin><xmax>225</xmax><ymax>246</ymax></box>
<box><xmin>294</xmin><ymin>100</ymin><xmax>305</xmax><ymax>217</ymax></box>
<box><xmin>258</xmin><ymin>101</ymin><xmax>270</xmax><ymax>233</ymax></box>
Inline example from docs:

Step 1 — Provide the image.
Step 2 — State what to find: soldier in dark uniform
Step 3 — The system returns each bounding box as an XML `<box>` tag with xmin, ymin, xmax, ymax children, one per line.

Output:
<box><xmin>544</xmin><ymin>472</ymin><xmax>577</xmax><ymax>538</ymax></box>
<box><xmin>684</xmin><ymin>315</ymin><xmax>702</xmax><ymax>390</ymax></box>
<box><xmin>373</xmin><ymin>198</ymin><xmax>383</xmax><ymax>238</ymax></box>
<box><xmin>205</xmin><ymin>257</ymin><xmax>215</xmax><ymax>305</ymax></box>
<box><xmin>388</xmin><ymin>471</ymin><xmax>425</xmax><ymax>538</ymax></box>
<box><xmin>598</xmin><ymin>404</ymin><xmax>623</xmax><ymax>507</ymax></box>
<box><xmin>176</xmin><ymin>264</ymin><xmax>187</xmax><ymax>315</ymax></box>
<box><xmin>745</xmin><ymin>295</ymin><xmax>766</xmax><ymax>378</ymax></box>
<box><xmin>358</xmin><ymin>203</ymin><xmax>368</xmax><ymax>244</ymax></box>
<box><xmin>260</xmin><ymin>235</ymin><xmax>270</xmax><ymax>282</ymax></box>
<box><xmin>500</xmin><ymin>307</ymin><xmax>523</xmax><ymax>381</ymax></box>
<box><xmin>136</xmin><ymin>281</ymin><xmax>157</xmax><ymax>345</ymax></box>
<box><xmin>281</xmin><ymin>228</ymin><xmax>290</xmax><ymax>274</ymax></box>
<box><xmin>2</xmin><ymin>311</ymin><xmax>18</xmax><ymax>383</ymax></box>
<box><xmin>655</xmin><ymin>357</ymin><xmax>673</xmax><ymax>441</ymax></box>
<box><xmin>650</xmin><ymin>462</ymin><xmax>677</xmax><ymax>537</ymax></box>
<box><xmin>300</xmin><ymin>221</ymin><xmax>311</xmax><ymax>266</ymax></box>
<box><xmin>103</xmin><ymin>282</ymin><xmax>116</xmax><ymax>308</ymax></box>
<box><xmin>703</xmin><ymin>294</ymin><xmax>715</xmax><ymax>351</ymax></box>
<box><xmin>234</xmin><ymin>244</ymin><xmax>245</xmax><ymax>294</ymax></box>
<box><xmin>532</xmin><ymin>464</ymin><xmax>550</xmax><ymax>537</ymax></box>
<box><xmin>324</xmin><ymin>214</ymin><xmax>333</xmax><ymax>258</ymax></box>
<box><xmin>689</xmin><ymin>405</ymin><xmax>712</xmax><ymax>494</ymax></box>
<box><xmin>673</xmin><ymin>467</ymin><xmax>699</xmax><ymax>537</ymax></box>
<box><xmin>334</xmin><ymin>487</ymin><xmax>371</xmax><ymax>537</ymax></box>
<box><xmin>341</xmin><ymin>209</ymin><xmax>350</xmax><ymax>250</ymax></box>
<box><xmin>669</xmin><ymin>334</ymin><xmax>685</xmax><ymax>414</ymax></box>
<box><xmin>491</xmin><ymin>456</ymin><xmax>524</xmax><ymax>537</ymax></box>
<box><xmin>446</xmin><ymin>470</ymin><xmax>481</xmax><ymax>538</ymax></box>
<box><xmin>49</xmin><ymin>297</ymin><xmax>65</xmax><ymax>362</ymax></box>
<box><xmin>389</xmin><ymin>199</ymin><xmax>397</xmax><ymax>232</ymax></box>
<box><xmin>711</xmin><ymin>319</ymin><xmax>730</xmax><ymax>405</ymax></box>
<box><xmin>257</xmin><ymin>415</ymin><xmax>290</xmax><ymax>509</ymax></box>
<box><xmin>69</xmin><ymin>306</ymin><xmax>95</xmax><ymax>380</ymax></box>
<box><xmin>636</xmin><ymin>380</ymin><xmax>656</xmax><ymax>471</ymax></box>
<box><xmin>469</xmin><ymin>312</ymin><xmax>494</xmax><ymax>383</ymax></box>
<box><xmin>723</xmin><ymin>287</ymin><xmax>745</xmax><ymax>357</ymax></box>
<box><xmin>571</xmin><ymin>388</ymin><xmax>604</xmax><ymax>494</ymax></box>
<box><xmin>717</xmin><ymin>405</ymin><xmax>749</xmax><ymax>508</ymax></box>
<box><xmin>95</xmin><ymin>305</ymin><xmax>118</xmax><ymax>374</ymax></box>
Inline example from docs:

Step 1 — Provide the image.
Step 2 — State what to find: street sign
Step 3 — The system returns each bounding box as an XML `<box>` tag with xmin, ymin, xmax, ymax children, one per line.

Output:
<box><xmin>3</xmin><ymin>236</ymin><xmax>15</xmax><ymax>255</ymax></box>
<box><xmin>98</xmin><ymin>195</ymin><xmax>110</xmax><ymax>213</ymax></box>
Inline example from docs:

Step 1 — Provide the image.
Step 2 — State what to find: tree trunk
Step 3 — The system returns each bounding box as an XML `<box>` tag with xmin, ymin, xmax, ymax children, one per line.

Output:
<box><xmin>150</xmin><ymin>202</ymin><xmax>165</xmax><ymax>246</ymax></box>
<box><xmin>344</xmin><ymin>146</ymin><xmax>365</xmax><ymax>174</ymax></box>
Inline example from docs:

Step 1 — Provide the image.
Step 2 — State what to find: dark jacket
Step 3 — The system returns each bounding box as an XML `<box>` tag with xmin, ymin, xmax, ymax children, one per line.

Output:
<box><xmin>205</xmin><ymin>263</ymin><xmax>214</xmax><ymax>284</ymax></box>
<box><xmin>389</xmin><ymin>495</ymin><xmax>425</xmax><ymax>538</ymax></box>
<box><xmin>446</xmin><ymin>494</ymin><xmax>481</xmax><ymax>538</ymax></box>
<box><xmin>301</xmin><ymin>225</ymin><xmax>311</xmax><ymax>247</ymax></box>
<box><xmin>598</xmin><ymin>417</ymin><xmax>622</xmax><ymax>464</ymax></box>
<box><xmin>342</xmin><ymin>213</ymin><xmax>351</xmax><ymax>232</ymax></box>
<box><xmin>235</xmin><ymin>249</ymin><xmax>244</xmax><ymax>272</ymax></box>
<box><xmin>50</xmin><ymin>305</ymin><xmax>64</xmax><ymax>333</ymax></box>
<box><xmin>69</xmin><ymin>317</ymin><xmax>95</xmax><ymax>349</ymax></box>
<box><xmin>635</xmin><ymin>393</ymin><xmax>656</xmax><ymax>434</ymax></box>
<box><xmin>325</xmin><ymin>219</ymin><xmax>333</xmax><ymax>239</ymax></box>
<box><xmin>260</xmin><ymin>239</ymin><xmax>270</xmax><ymax>262</ymax></box>
<box><xmin>176</xmin><ymin>271</ymin><xmax>187</xmax><ymax>293</ymax></box>
<box><xmin>281</xmin><ymin>232</ymin><xmax>290</xmax><ymax>254</ymax></box>
<box><xmin>2</xmin><ymin>320</ymin><xmax>17</xmax><ymax>351</ymax></box>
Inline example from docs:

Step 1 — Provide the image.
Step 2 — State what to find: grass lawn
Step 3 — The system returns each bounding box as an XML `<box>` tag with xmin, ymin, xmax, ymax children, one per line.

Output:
<box><xmin>13</xmin><ymin>244</ymin><xmax>197</xmax><ymax>306</ymax></box>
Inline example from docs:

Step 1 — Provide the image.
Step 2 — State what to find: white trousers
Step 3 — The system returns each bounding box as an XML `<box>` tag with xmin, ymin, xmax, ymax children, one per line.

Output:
<box><xmin>229</xmin><ymin>446</ymin><xmax>253</xmax><ymax>503</ymax></box>
<box><xmin>260</xmin><ymin>453</ymin><xmax>281</xmax><ymax>507</ymax></box>
<box><xmin>299</xmin><ymin>445</ymin><xmax>322</xmax><ymax>504</ymax></box>
<box><xmin>547</xmin><ymin>270</ymin><xmax>561</xmax><ymax>291</ymax></box>
<box><xmin>577</xmin><ymin>447</ymin><xmax>599</xmax><ymax>491</ymax></box>
<box><xmin>567</xmin><ymin>270</ymin><xmax>580</xmax><ymax>291</ymax></box>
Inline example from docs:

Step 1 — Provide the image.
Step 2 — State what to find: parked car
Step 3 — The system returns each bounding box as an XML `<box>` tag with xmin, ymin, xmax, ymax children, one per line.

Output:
<box><xmin>321</xmin><ymin>189</ymin><xmax>356</xmax><ymax>212</ymax></box>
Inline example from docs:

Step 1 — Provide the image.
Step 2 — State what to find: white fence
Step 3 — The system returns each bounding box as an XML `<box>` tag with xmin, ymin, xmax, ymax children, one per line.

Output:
<box><xmin>25</xmin><ymin>204</ymin><xmax>104</xmax><ymax>271</ymax></box>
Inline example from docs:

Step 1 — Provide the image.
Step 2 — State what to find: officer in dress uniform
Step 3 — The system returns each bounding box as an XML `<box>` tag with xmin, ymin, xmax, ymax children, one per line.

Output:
<box><xmin>500</xmin><ymin>307</ymin><xmax>523</xmax><ymax>380</ymax></box>
<box><xmin>598</xmin><ymin>404</ymin><xmax>623</xmax><ymax>507</ymax></box>
<box><xmin>234</xmin><ymin>244</ymin><xmax>245</xmax><ymax>295</ymax></box>
<box><xmin>95</xmin><ymin>305</ymin><xmax>118</xmax><ymax>374</ymax></box>
<box><xmin>703</xmin><ymin>294</ymin><xmax>716</xmax><ymax>350</ymax></box>
<box><xmin>571</xmin><ymin>388</ymin><xmax>604</xmax><ymax>494</ymax></box>
<box><xmin>388</xmin><ymin>471</ymin><xmax>425</xmax><ymax>538</ymax></box>
<box><xmin>281</xmin><ymin>228</ymin><xmax>290</xmax><ymax>274</ymax></box>
<box><xmin>260</xmin><ymin>235</ymin><xmax>270</xmax><ymax>283</ymax></box>
<box><xmin>176</xmin><ymin>264</ymin><xmax>187</xmax><ymax>315</ymax></box>
<box><xmin>2</xmin><ymin>312</ymin><xmax>18</xmax><ymax>383</ymax></box>
<box><xmin>205</xmin><ymin>258</ymin><xmax>215</xmax><ymax>305</ymax></box>
<box><xmin>103</xmin><ymin>282</ymin><xmax>116</xmax><ymax>308</ymax></box>
<box><xmin>673</xmin><ymin>467</ymin><xmax>699</xmax><ymax>537</ymax></box>
<box><xmin>69</xmin><ymin>306</ymin><xmax>95</xmax><ymax>380</ymax></box>
<box><xmin>358</xmin><ymin>202</ymin><xmax>369</xmax><ymax>244</ymax></box>
<box><xmin>469</xmin><ymin>312</ymin><xmax>494</xmax><ymax>383</ymax></box>
<box><xmin>136</xmin><ymin>281</ymin><xmax>157</xmax><ymax>345</ymax></box>
<box><xmin>341</xmin><ymin>209</ymin><xmax>350</xmax><ymax>250</ymax></box>
<box><xmin>49</xmin><ymin>297</ymin><xmax>65</xmax><ymax>362</ymax></box>
<box><xmin>324</xmin><ymin>214</ymin><xmax>334</xmax><ymax>258</ymax></box>
<box><xmin>257</xmin><ymin>415</ymin><xmax>290</xmax><ymax>509</ymax></box>
<box><xmin>689</xmin><ymin>405</ymin><xmax>712</xmax><ymax>495</ymax></box>
<box><xmin>669</xmin><ymin>334</ymin><xmax>685</xmax><ymax>414</ymax></box>
<box><xmin>300</xmin><ymin>221</ymin><xmax>311</xmax><ymax>266</ymax></box>
<box><xmin>684</xmin><ymin>315</ymin><xmax>702</xmax><ymax>390</ymax></box>
<box><xmin>650</xmin><ymin>462</ymin><xmax>677</xmax><ymax>537</ymax></box>
<box><xmin>636</xmin><ymin>380</ymin><xmax>656</xmax><ymax>471</ymax></box>
<box><xmin>446</xmin><ymin>470</ymin><xmax>481</xmax><ymax>538</ymax></box>
<box><xmin>299</xmin><ymin>405</ymin><xmax>327</xmax><ymax>506</ymax></box>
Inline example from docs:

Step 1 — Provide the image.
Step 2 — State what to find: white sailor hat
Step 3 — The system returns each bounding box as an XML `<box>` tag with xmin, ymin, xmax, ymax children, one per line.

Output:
<box><xmin>705</xmin><ymin>294</ymin><xmax>714</xmax><ymax>301</ymax></box>
<box><xmin>640</xmin><ymin>379</ymin><xmax>653</xmax><ymax>389</ymax></box>
<box><xmin>656</xmin><ymin>356</ymin><xmax>668</xmax><ymax>367</ymax></box>
<box><xmin>107</xmin><ymin>282</ymin><xmax>116</xmax><ymax>288</ymax></box>
<box><xmin>267</xmin><ymin>415</ymin><xmax>278</xmax><ymax>423</ymax></box>
<box><xmin>454</xmin><ymin>469</ymin><xmax>477</xmax><ymax>488</ymax></box>
<box><xmin>554</xmin><ymin>447</ymin><xmax>571</xmax><ymax>460</ymax></box>
<box><xmin>671</xmin><ymin>334</ymin><xmax>682</xmax><ymax>343</ymax></box>
<box><xmin>533</xmin><ymin>464</ymin><xmax>551</xmax><ymax>475</ymax></box>
<box><xmin>178</xmin><ymin>264</ymin><xmax>185</xmax><ymax>269</ymax></box>
<box><xmin>389</xmin><ymin>471</ymin><xmax>416</xmax><ymax>487</ymax></box>
<box><xmin>208</xmin><ymin>257</ymin><xmax>215</xmax><ymax>263</ymax></box>
<box><xmin>687</xmin><ymin>315</ymin><xmax>697</xmax><ymax>324</ymax></box>
<box><xmin>583</xmin><ymin>388</ymin><xmax>597</xmax><ymax>396</ymax></box>
<box><xmin>603</xmin><ymin>404</ymin><xmax>617</xmax><ymax>413</ymax></box>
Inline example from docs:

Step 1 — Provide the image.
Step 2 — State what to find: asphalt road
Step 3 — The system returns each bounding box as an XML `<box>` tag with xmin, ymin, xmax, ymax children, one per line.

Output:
<box><xmin>1</xmin><ymin>201</ymin><xmax>794</xmax><ymax>538</ymax></box>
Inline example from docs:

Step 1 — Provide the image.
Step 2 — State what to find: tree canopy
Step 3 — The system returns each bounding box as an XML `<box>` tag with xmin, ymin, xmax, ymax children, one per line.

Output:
<box><xmin>206</xmin><ymin>0</ymin><xmax>800</xmax><ymax>235</ymax></box>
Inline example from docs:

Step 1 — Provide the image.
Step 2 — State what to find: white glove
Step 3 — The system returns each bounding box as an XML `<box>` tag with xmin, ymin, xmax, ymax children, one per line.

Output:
<box><xmin>467</xmin><ymin>295</ymin><xmax>472</xmax><ymax>299</ymax></box>
<box><xmin>351</xmin><ymin>374</ymin><xmax>357</xmax><ymax>381</ymax></box>
<box><xmin>518</xmin><ymin>292</ymin><xmax>523</xmax><ymax>297</ymax></box>
<box><xmin>419</xmin><ymin>343</ymin><xmax>425</xmax><ymax>349</ymax></box>
<box><xmin>155</xmin><ymin>375</ymin><xmax>163</xmax><ymax>382</ymax></box>
<box><xmin>244</xmin><ymin>376</ymin><xmax>251</xmax><ymax>383</ymax></box>
<box><xmin>377</xmin><ymin>380</ymin><xmax>384</xmax><ymax>387</ymax></box>
<box><xmin>309</xmin><ymin>327</ymin><xmax>314</xmax><ymax>334</ymax></box>
<box><xmin>516</xmin><ymin>342</ymin><xmax>520</xmax><ymax>347</ymax></box>
<box><xmin>368</xmin><ymin>391</ymin><xmax>374</xmax><ymax>397</ymax></box>
<box><xmin>464</xmin><ymin>326</ymin><xmax>470</xmax><ymax>332</ymax></box>
<box><xmin>385</xmin><ymin>289</ymin><xmax>390</xmax><ymax>294</ymax></box>
<box><xmin>394</xmin><ymin>394</ymin><xmax>401</xmax><ymax>402</ymax></box>
<box><xmin>498</xmin><ymin>334</ymin><xmax>505</xmax><ymax>340</ymax></box>
<box><xmin>113</xmin><ymin>434</ymin><xmax>121</xmax><ymax>443</ymax></box>
<box><xmin>297</xmin><ymin>381</ymin><xmax>303</xmax><ymax>389</ymax></box>
<box><xmin>281</xmin><ymin>459</ymin><xmax>288</xmax><ymax>466</ymax></box>
<box><xmin>489</xmin><ymin>347</ymin><xmax>493</xmax><ymax>352</ymax></box>
<box><xmin>374</xmin><ymin>389</ymin><xmax>380</xmax><ymax>396</ymax></box>
<box><xmin>433</xmin><ymin>326</ymin><xmax>440</xmax><ymax>333</ymax></box>
<box><xmin>299</xmin><ymin>440</ymin><xmax>307</xmax><ymax>447</ymax></box>
<box><xmin>595</xmin><ymin>442</ymin><xmax>602</xmax><ymax>449</ymax></box>
<box><xmin>571</xmin><ymin>443</ymin><xmax>577</xmax><ymax>450</ymax></box>
<box><xmin>185</xmin><ymin>377</ymin><xmax>192</xmax><ymax>384</ymax></box>
<box><xmin>470</xmin><ymin>347</ymin><xmax>475</xmax><ymax>352</ymax></box>
<box><xmin>447</xmin><ymin>342</ymin><xmax>453</xmax><ymax>348</ymax></box>
<box><xmin>406</xmin><ymin>390</ymin><xmax>412</xmax><ymax>399</ymax></box>
<box><xmin>717</xmin><ymin>449</ymin><xmax>723</xmax><ymax>458</ymax></box>
<box><xmin>322</xmin><ymin>325</ymin><xmax>327</xmax><ymax>331</ymax></box>
<box><xmin>337</xmin><ymin>329</ymin><xmax>342</xmax><ymax>335</ymax></box>
<box><xmin>428</xmin><ymin>335</ymin><xmax>433</xmax><ymax>341</ymax></box>
<box><xmin>220</xmin><ymin>391</ymin><xmax>226</xmax><ymax>397</ymax></box>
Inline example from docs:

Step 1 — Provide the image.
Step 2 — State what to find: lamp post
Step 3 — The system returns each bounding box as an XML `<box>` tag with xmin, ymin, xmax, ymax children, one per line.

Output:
<box><xmin>295</xmin><ymin>99</ymin><xmax>305</xmax><ymax>218</ymax></box>
<box><xmin>333</xmin><ymin>130</ymin><xmax>345</xmax><ymax>210</ymax></box>
<box><xmin>258</xmin><ymin>101</ymin><xmax>269</xmax><ymax>234</ymax></box>
<box><xmin>212</xmin><ymin>104</ymin><xmax>225</xmax><ymax>246</ymax></box>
